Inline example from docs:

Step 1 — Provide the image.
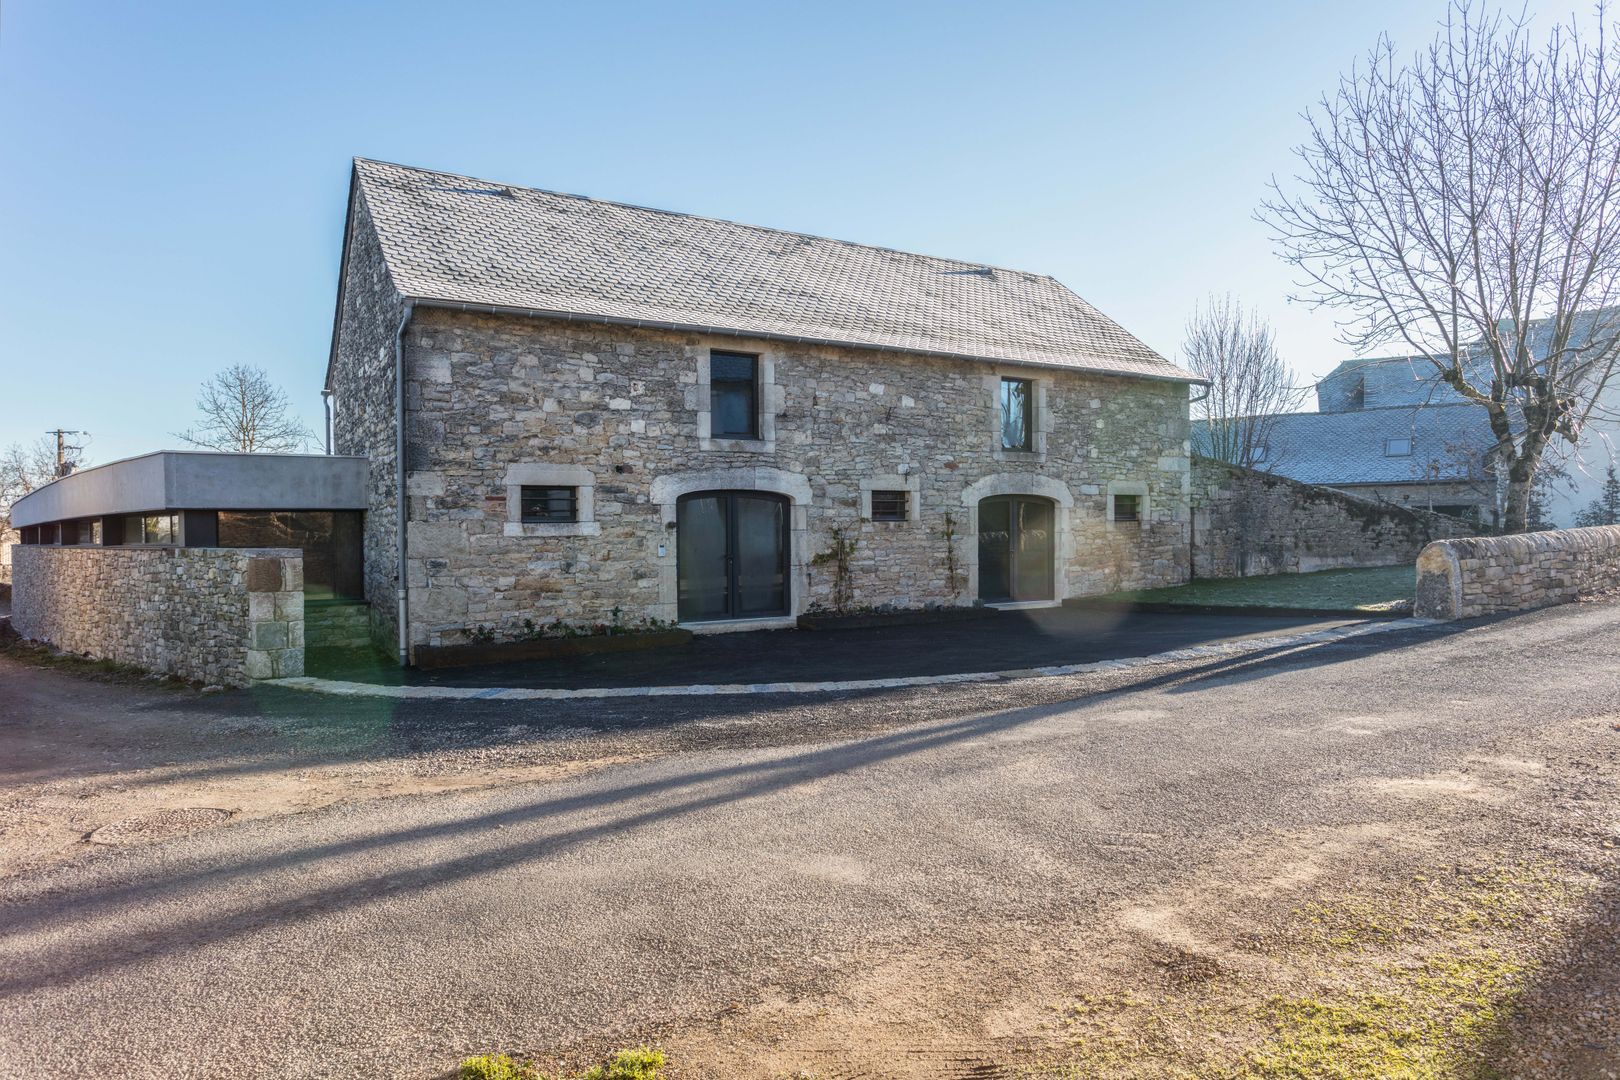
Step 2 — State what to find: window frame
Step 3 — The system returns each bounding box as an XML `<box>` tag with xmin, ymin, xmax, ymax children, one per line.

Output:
<box><xmin>708</xmin><ymin>350</ymin><xmax>760</xmax><ymax>440</ymax></box>
<box><xmin>1112</xmin><ymin>493</ymin><xmax>1142</xmax><ymax>524</ymax></box>
<box><xmin>1000</xmin><ymin>376</ymin><xmax>1034</xmax><ymax>452</ymax></box>
<box><xmin>1384</xmin><ymin>437</ymin><xmax>1415</xmax><ymax>458</ymax></box>
<box><xmin>519</xmin><ymin>485</ymin><xmax>580</xmax><ymax>525</ymax></box>
<box><xmin>870</xmin><ymin>489</ymin><xmax>910</xmax><ymax>522</ymax></box>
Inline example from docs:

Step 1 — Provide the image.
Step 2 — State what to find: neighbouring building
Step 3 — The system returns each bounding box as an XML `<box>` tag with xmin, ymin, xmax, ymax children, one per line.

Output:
<box><xmin>328</xmin><ymin>159</ymin><xmax>1202</xmax><ymax>662</ymax></box>
<box><xmin>1195</xmin><ymin>310</ymin><xmax>1620</xmax><ymax>528</ymax></box>
<box><xmin>1241</xmin><ymin>357</ymin><xmax>1499</xmax><ymax>524</ymax></box>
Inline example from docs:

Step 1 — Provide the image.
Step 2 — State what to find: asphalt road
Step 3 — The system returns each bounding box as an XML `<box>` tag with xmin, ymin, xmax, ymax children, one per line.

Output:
<box><xmin>2</xmin><ymin>603</ymin><xmax>1618</xmax><ymax>1077</ymax></box>
<box><xmin>325</xmin><ymin>606</ymin><xmax>1364</xmax><ymax>689</ymax></box>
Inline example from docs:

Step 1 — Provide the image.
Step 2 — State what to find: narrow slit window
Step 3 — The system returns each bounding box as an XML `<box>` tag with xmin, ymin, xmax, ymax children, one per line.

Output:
<box><xmin>1000</xmin><ymin>377</ymin><xmax>1033</xmax><ymax>451</ymax></box>
<box><xmin>1113</xmin><ymin>494</ymin><xmax>1141</xmax><ymax>523</ymax></box>
<box><xmin>871</xmin><ymin>490</ymin><xmax>909</xmax><ymax>522</ymax></box>
<box><xmin>520</xmin><ymin>486</ymin><xmax>579</xmax><ymax>523</ymax></box>
<box><xmin>710</xmin><ymin>351</ymin><xmax>759</xmax><ymax>439</ymax></box>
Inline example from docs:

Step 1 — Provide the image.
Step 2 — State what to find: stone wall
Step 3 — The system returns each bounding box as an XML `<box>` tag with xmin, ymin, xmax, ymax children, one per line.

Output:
<box><xmin>356</xmin><ymin>307</ymin><xmax>1194</xmax><ymax>654</ymax></box>
<box><xmin>1193</xmin><ymin>457</ymin><xmax>1471</xmax><ymax>577</ymax></box>
<box><xmin>328</xmin><ymin>186</ymin><xmax>406</xmax><ymax>653</ymax></box>
<box><xmin>1414</xmin><ymin>525</ymin><xmax>1620</xmax><ymax>619</ymax></box>
<box><xmin>10</xmin><ymin>546</ymin><xmax>304</xmax><ymax>686</ymax></box>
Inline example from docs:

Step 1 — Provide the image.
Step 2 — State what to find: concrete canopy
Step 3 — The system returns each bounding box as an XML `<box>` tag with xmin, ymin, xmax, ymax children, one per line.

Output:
<box><xmin>9</xmin><ymin>451</ymin><xmax>370</xmax><ymax>528</ymax></box>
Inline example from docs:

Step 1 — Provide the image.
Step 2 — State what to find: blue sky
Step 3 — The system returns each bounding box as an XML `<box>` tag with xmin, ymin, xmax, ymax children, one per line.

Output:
<box><xmin>1</xmin><ymin>0</ymin><xmax>1492</xmax><ymax>464</ymax></box>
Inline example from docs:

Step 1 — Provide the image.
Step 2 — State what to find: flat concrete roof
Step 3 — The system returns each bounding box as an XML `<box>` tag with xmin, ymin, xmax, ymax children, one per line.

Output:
<box><xmin>10</xmin><ymin>451</ymin><xmax>371</xmax><ymax>528</ymax></box>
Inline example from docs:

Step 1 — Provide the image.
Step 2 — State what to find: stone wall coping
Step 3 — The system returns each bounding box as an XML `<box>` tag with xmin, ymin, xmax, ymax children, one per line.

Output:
<box><xmin>1433</xmin><ymin>524</ymin><xmax>1620</xmax><ymax>560</ymax></box>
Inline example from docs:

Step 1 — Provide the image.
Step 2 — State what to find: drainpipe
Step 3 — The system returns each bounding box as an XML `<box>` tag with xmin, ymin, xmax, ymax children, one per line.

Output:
<box><xmin>395</xmin><ymin>303</ymin><xmax>414</xmax><ymax>667</ymax></box>
<box><xmin>321</xmin><ymin>389</ymin><xmax>334</xmax><ymax>455</ymax></box>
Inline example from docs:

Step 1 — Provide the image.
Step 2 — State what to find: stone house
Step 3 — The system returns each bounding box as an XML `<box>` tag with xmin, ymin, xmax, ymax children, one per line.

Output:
<box><xmin>328</xmin><ymin>159</ymin><xmax>1201</xmax><ymax>663</ymax></box>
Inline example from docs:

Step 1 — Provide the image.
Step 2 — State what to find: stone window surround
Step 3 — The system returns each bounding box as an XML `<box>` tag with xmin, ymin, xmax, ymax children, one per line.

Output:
<box><xmin>859</xmin><ymin>473</ymin><xmax>922</xmax><ymax>525</ymax></box>
<box><xmin>649</xmin><ymin>466</ymin><xmax>812</xmax><ymax>630</ymax></box>
<box><xmin>696</xmin><ymin>343</ymin><xmax>781</xmax><ymax>453</ymax></box>
<box><xmin>1106</xmin><ymin>480</ymin><xmax>1150</xmax><ymax>529</ymax></box>
<box><xmin>985</xmin><ymin>370</ymin><xmax>1051</xmax><ymax>462</ymax></box>
<box><xmin>959</xmin><ymin>473</ymin><xmax>1075</xmax><ymax>606</ymax></box>
<box><xmin>501</xmin><ymin>463</ymin><xmax>600</xmax><ymax>537</ymax></box>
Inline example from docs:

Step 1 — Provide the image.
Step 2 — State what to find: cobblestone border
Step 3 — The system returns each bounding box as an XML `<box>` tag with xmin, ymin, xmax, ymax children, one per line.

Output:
<box><xmin>267</xmin><ymin>618</ymin><xmax>1439</xmax><ymax>701</ymax></box>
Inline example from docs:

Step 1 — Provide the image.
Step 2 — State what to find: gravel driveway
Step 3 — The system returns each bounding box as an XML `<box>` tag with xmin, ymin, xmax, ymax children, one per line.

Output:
<box><xmin>1</xmin><ymin>604</ymin><xmax>1617</xmax><ymax>1078</ymax></box>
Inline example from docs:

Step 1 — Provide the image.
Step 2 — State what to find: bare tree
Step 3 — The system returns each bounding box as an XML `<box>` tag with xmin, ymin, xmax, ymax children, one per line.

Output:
<box><xmin>1183</xmin><ymin>294</ymin><xmax>1306</xmax><ymax>469</ymax></box>
<box><xmin>1260</xmin><ymin>2</ymin><xmax>1620</xmax><ymax>532</ymax></box>
<box><xmin>0</xmin><ymin>437</ymin><xmax>86</xmax><ymax>531</ymax></box>
<box><xmin>174</xmin><ymin>365</ymin><xmax>315</xmax><ymax>454</ymax></box>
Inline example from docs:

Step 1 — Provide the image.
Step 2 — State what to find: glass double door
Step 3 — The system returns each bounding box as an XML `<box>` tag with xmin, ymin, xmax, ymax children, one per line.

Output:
<box><xmin>978</xmin><ymin>495</ymin><xmax>1055</xmax><ymax>603</ymax></box>
<box><xmin>677</xmin><ymin>491</ymin><xmax>790</xmax><ymax>621</ymax></box>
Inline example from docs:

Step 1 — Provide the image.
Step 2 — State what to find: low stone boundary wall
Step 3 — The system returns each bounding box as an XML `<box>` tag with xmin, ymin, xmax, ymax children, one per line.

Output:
<box><xmin>11</xmin><ymin>546</ymin><xmax>304</xmax><ymax>686</ymax></box>
<box><xmin>1192</xmin><ymin>457</ymin><xmax>1472</xmax><ymax>578</ymax></box>
<box><xmin>1414</xmin><ymin>525</ymin><xmax>1620</xmax><ymax>620</ymax></box>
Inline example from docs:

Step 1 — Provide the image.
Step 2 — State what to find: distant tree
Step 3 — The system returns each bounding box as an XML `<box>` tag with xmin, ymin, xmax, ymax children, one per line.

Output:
<box><xmin>1259</xmin><ymin>3</ymin><xmax>1620</xmax><ymax>533</ymax></box>
<box><xmin>1182</xmin><ymin>294</ymin><xmax>1305</xmax><ymax>470</ymax></box>
<box><xmin>1575</xmin><ymin>465</ymin><xmax>1620</xmax><ymax>525</ymax></box>
<box><xmin>174</xmin><ymin>365</ymin><xmax>314</xmax><ymax>454</ymax></box>
<box><xmin>0</xmin><ymin>437</ymin><xmax>86</xmax><ymax>533</ymax></box>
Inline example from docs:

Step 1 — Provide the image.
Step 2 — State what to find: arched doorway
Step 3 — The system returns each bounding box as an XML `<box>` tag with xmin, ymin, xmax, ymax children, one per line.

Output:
<box><xmin>977</xmin><ymin>495</ymin><xmax>1055</xmax><ymax>603</ymax></box>
<box><xmin>677</xmin><ymin>491</ymin><xmax>790</xmax><ymax>621</ymax></box>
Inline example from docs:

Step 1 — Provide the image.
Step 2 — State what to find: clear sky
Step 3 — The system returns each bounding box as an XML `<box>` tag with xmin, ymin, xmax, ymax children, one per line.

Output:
<box><xmin>0</xmin><ymin>0</ymin><xmax>1509</xmax><ymax>465</ymax></box>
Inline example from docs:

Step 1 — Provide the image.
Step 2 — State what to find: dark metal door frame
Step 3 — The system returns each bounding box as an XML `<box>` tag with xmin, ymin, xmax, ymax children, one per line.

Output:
<box><xmin>677</xmin><ymin>490</ymin><xmax>791</xmax><ymax>620</ymax></box>
<box><xmin>978</xmin><ymin>494</ymin><xmax>1056</xmax><ymax>603</ymax></box>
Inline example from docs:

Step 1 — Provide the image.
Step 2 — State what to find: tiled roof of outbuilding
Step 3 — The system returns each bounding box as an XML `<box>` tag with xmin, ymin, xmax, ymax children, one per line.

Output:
<box><xmin>350</xmin><ymin>158</ymin><xmax>1198</xmax><ymax>383</ymax></box>
<box><xmin>1195</xmin><ymin>403</ymin><xmax>1498</xmax><ymax>486</ymax></box>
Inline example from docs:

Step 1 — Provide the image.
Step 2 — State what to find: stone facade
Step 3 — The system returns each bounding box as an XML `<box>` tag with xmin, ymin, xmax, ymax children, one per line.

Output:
<box><xmin>1414</xmin><ymin>525</ymin><xmax>1620</xmax><ymax>619</ymax></box>
<box><xmin>328</xmin><ymin>189</ymin><xmax>407</xmax><ymax>652</ymax></box>
<box><xmin>1192</xmin><ymin>457</ymin><xmax>1472</xmax><ymax>578</ymax></box>
<box><xmin>10</xmin><ymin>546</ymin><xmax>304</xmax><ymax>686</ymax></box>
<box><xmin>331</xmin><ymin>304</ymin><xmax>1194</xmax><ymax>656</ymax></box>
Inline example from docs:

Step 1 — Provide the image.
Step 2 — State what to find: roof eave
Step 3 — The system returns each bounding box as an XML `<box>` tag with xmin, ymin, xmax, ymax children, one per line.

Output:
<box><xmin>406</xmin><ymin>296</ymin><xmax>1205</xmax><ymax>386</ymax></box>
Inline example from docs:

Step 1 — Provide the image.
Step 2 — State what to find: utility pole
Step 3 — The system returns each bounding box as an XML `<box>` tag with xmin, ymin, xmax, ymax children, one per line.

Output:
<box><xmin>45</xmin><ymin>429</ymin><xmax>86</xmax><ymax>478</ymax></box>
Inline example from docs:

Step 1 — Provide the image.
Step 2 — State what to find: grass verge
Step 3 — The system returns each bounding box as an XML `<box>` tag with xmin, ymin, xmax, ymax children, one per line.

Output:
<box><xmin>1092</xmin><ymin>565</ymin><xmax>1416</xmax><ymax>613</ymax></box>
<box><xmin>1019</xmin><ymin>861</ymin><xmax>1583</xmax><ymax>1079</ymax></box>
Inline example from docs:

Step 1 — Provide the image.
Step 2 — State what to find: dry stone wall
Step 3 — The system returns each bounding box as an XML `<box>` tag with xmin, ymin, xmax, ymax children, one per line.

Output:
<box><xmin>1414</xmin><ymin>525</ymin><xmax>1620</xmax><ymax>619</ymax></box>
<box><xmin>1192</xmin><ymin>457</ymin><xmax>1471</xmax><ymax>577</ymax></box>
<box><xmin>10</xmin><ymin>546</ymin><xmax>304</xmax><ymax>686</ymax></box>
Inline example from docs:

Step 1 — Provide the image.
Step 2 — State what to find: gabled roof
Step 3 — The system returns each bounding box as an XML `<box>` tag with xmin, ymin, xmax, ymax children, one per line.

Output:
<box><xmin>348</xmin><ymin>158</ymin><xmax>1198</xmax><ymax>383</ymax></box>
<box><xmin>1194</xmin><ymin>403</ymin><xmax>1497</xmax><ymax>486</ymax></box>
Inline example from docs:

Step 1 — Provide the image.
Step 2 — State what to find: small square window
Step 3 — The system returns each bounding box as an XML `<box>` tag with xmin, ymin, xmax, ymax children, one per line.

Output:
<box><xmin>710</xmin><ymin>351</ymin><xmax>759</xmax><ymax>439</ymax></box>
<box><xmin>870</xmin><ymin>490</ymin><xmax>909</xmax><ymax>522</ymax></box>
<box><xmin>1384</xmin><ymin>437</ymin><xmax>1414</xmax><ymax>457</ymax></box>
<box><xmin>520</xmin><ymin>485</ymin><xmax>578</xmax><ymax>523</ymax></box>
<box><xmin>1000</xmin><ymin>377</ymin><xmax>1033</xmax><ymax>451</ymax></box>
<box><xmin>1113</xmin><ymin>494</ymin><xmax>1141</xmax><ymax>523</ymax></box>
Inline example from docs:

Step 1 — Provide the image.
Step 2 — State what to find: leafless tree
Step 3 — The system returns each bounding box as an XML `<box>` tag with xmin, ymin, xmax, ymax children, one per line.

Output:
<box><xmin>0</xmin><ymin>437</ymin><xmax>85</xmax><ymax>532</ymax></box>
<box><xmin>174</xmin><ymin>365</ymin><xmax>315</xmax><ymax>454</ymax></box>
<box><xmin>1260</xmin><ymin>2</ymin><xmax>1620</xmax><ymax>532</ymax></box>
<box><xmin>1183</xmin><ymin>294</ymin><xmax>1306</xmax><ymax>470</ymax></box>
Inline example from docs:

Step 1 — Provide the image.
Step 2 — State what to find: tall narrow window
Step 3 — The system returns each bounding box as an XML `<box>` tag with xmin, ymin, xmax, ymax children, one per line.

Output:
<box><xmin>710</xmin><ymin>352</ymin><xmax>759</xmax><ymax>439</ymax></box>
<box><xmin>520</xmin><ymin>486</ymin><xmax>579</xmax><ymax>523</ymax></box>
<box><xmin>1000</xmin><ymin>377</ymin><xmax>1033</xmax><ymax>451</ymax></box>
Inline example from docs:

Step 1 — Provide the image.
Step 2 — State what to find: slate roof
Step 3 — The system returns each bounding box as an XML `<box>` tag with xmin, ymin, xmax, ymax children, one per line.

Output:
<box><xmin>1194</xmin><ymin>403</ymin><xmax>1498</xmax><ymax>486</ymax></box>
<box><xmin>350</xmin><ymin>159</ymin><xmax>1197</xmax><ymax>382</ymax></box>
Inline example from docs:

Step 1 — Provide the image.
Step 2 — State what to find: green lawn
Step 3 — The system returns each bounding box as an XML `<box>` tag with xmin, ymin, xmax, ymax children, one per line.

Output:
<box><xmin>1094</xmin><ymin>564</ymin><xmax>1416</xmax><ymax>613</ymax></box>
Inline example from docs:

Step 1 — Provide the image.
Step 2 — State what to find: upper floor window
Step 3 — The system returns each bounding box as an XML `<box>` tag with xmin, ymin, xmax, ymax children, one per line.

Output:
<box><xmin>710</xmin><ymin>351</ymin><xmax>759</xmax><ymax>439</ymax></box>
<box><xmin>1384</xmin><ymin>437</ymin><xmax>1414</xmax><ymax>457</ymax></box>
<box><xmin>1000</xmin><ymin>377</ymin><xmax>1033</xmax><ymax>451</ymax></box>
<box><xmin>520</xmin><ymin>485</ymin><xmax>579</xmax><ymax>524</ymax></box>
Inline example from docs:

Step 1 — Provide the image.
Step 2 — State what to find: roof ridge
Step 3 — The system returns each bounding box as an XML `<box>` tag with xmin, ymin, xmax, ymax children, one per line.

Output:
<box><xmin>352</xmin><ymin>157</ymin><xmax>1064</xmax><ymax>283</ymax></box>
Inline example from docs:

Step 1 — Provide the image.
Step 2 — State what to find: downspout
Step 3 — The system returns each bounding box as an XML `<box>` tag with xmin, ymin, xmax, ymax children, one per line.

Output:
<box><xmin>395</xmin><ymin>303</ymin><xmax>414</xmax><ymax>667</ymax></box>
<box><xmin>1186</xmin><ymin>381</ymin><xmax>1209</xmax><ymax>583</ymax></box>
<box><xmin>321</xmin><ymin>389</ymin><xmax>333</xmax><ymax>455</ymax></box>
